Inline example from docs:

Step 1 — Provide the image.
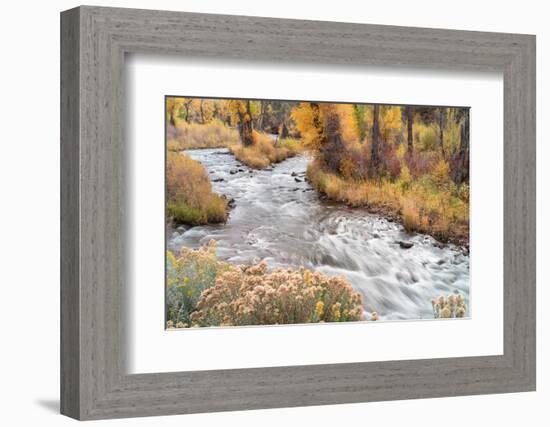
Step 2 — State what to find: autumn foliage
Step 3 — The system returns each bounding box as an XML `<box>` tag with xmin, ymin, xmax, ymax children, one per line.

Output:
<box><xmin>165</xmin><ymin>96</ymin><xmax>469</xmax><ymax>242</ymax></box>
<box><xmin>292</xmin><ymin>102</ymin><xmax>470</xmax><ymax>244</ymax></box>
<box><xmin>166</xmin><ymin>152</ymin><xmax>227</xmax><ymax>225</ymax></box>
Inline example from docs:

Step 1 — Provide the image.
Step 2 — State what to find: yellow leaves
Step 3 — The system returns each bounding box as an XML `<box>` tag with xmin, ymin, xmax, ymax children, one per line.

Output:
<box><xmin>380</xmin><ymin>106</ymin><xmax>402</xmax><ymax>144</ymax></box>
<box><xmin>228</xmin><ymin>100</ymin><xmax>250</xmax><ymax>124</ymax></box>
<box><xmin>331</xmin><ymin>303</ymin><xmax>342</xmax><ymax>321</ymax></box>
<box><xmin>303</xmin><ymin>269</ymin><xmax>312</xmax><ymax>285</ymax></box>
<box><xmin>416</xmin><ymin>123</ymin><xmax>438</xmax><ymax>151</ymax></box>
<box><xmin>315</xmin><ymin>301</ymin><xmax>325</xmax><ymax>319</ymax></box>
<box><xmin>291</xmin><ymin>102</ymin><xmax>322</xmax><ymax>149</ymax></box>
<box><xmin>395</xmin><ymin>142</ymin><xmax>407</xmax><ymax>160</ymax></box>
<box><xmin>432</xmin><ymin>159</ymin><xmax>450</xmax><ymax>187</ymax></box>
<box><xmin>332</xmin><ymin>103</ymin><xmax>357</xmax><ymax>143</ymax></box>
<box><xmin>166</xmin><ymin>97</ymin><xmax>187</xmax><ymax>125</ymax></box>
<box><xmin>399</xmin><ymin>165</ymin><xmax>413</xmax><ymax>191</ymax></box>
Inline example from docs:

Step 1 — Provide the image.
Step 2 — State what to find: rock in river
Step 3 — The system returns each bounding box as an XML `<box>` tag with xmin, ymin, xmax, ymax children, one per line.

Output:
<box><xmin>398</xmin><ymin>241</ymin><xmax>414</xmax><ymax>249</ymax></box>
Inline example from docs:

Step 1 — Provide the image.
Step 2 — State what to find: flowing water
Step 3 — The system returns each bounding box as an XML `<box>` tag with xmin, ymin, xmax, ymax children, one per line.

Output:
<box><xmin>168</xmin><ymin>148</ymin><xmax>470</xmax><ymax>320</ymax></box>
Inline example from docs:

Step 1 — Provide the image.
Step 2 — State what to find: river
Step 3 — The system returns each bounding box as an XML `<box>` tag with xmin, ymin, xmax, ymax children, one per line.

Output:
<box><xmin>167</xmin><ymin>148</ymin><xmax>470</xmax><ymax>321</ymax></box>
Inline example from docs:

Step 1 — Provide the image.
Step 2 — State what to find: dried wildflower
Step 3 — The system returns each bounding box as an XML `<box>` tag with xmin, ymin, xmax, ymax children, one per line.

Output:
<box><xmin>193</xmin><ymin>261</ymin><xmax>364</xmax><ymax>326</ymax></box>
<box><xmin>430</xmin><ymin>292</ymin><xmax>468</xmax><ymax>319</ymax></box>
<box><xmin>168</xmin><ymin>241</ymin><xmax>367</xmax><ymax>327</ymax></box>
<box><xmin>440</xmin><ymin>306</ymin><xmax>452</xmax><ymax>318</ymax></box>
<box><xmin>331</xmin><ymin>303</ymin><xmax>342</xmax><ymax>321</ymax></box>
<box><xmin>371</xmin><ymin>311</ymin><xmax>379</xmax><ymax>321</ymax></box>
<box><xmin>166</xmin><ymin>320</ymin><xmax>174</xmax><ymax>329</ymax></box>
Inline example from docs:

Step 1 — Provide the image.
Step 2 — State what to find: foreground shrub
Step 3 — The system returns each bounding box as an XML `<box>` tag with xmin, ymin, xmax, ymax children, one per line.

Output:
<box><xmin>307</xmin><ymin>159</ymin><xmax>469</xmax><ymax>244</ymax></box>
<box><xmin>191</xmin><ymin>261</ymin><xmax>365</xmax><ymax>327</ymax></box>
<box><xmin>229</xmin><ymin>131</ymin><xmax>300</xmax><ymax>169</ymax></box>
<box><xmin>166</xmin><ymin>152</ymin><xmax>227</xmax><ymax>225</ymax></box>
<box><xmin>166</xmin><ymin>241</ymin><xmax>367</xmax><ymax>328</ymax></box>
<box><xmin>166</xmin><ymin>241</ymin><xmax>235</xmax><ymax>326</ymax></box>
<box><xmin>167</xmin><ymin>119</ymin><xmax>241</xmax><ymax>150</ymax></box>
<box><xmin>431</xmin><ymin>294</ymin><xmax>468</xmax><ymax>319</ymax></box>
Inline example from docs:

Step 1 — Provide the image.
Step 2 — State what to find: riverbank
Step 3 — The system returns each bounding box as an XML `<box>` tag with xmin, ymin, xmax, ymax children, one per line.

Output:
<box><xmin>166</xmin><ymin>152</ymin><xmax>229</xmax><ymax>225</ymax></box>
<box><xmin>228</xmin><ymin>131</ymin><xmax>301</xmax><ymax>169</ymax></box>
<box><xmin>306</xmin><ymin>159</ymin><xmax>469</xmax><ymax>248</ymax></box>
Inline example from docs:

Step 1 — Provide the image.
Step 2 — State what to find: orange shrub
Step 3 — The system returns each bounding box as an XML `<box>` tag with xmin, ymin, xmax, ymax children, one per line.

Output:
<box><xmin>166</xmin><ymin>152</ymin><xmax>227</xmax><ymax>225</ymax></box>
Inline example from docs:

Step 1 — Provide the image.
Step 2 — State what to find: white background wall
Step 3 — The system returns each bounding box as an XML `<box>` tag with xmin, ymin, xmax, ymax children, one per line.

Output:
<box><xmin>0</xmin><ymin>0</ymin><xmax>546</xmax><ymax>425</ymax></box>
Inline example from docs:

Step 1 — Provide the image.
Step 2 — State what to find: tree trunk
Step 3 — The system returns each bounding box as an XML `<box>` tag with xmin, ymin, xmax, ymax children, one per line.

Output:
<box><xmin>439</xmin><ymin>107</ymin><xmax>446</xmax><ymax>158</ymax></box>
<box><xmin>183</xmin><ymin>101</ymin><xmax>191</xmax><ymax>123</ymax></box>
<box><xmin>200</xmin><ymin>100</ymin><xmax>205</xmax><ymax>124</ymax></box>
<box><xmin>279</xmin><ymin>121</ymin><xmax>289</xmax><ymax>139</ymax></box>
<box><xmin>310</xmin><ymin>102</ymin><xmax>324</xmax><ymax>149</ymax></box>
<box><xmin>259</xmin><ymin>102</ymin><xmax>267</xmax><ymax>131</ymax></box>
<box><xmin>406</xmin><ymin>106</ymin><xmax>413</xmax><ymax>155</ymax></box>
<box><xmin>320</xmin><ymin>105</ymin><xmax>345</xmax><ymax>172</ymax></box>
<box><xmin>371</xmin><ymin>104</ymin><xmax>381</xmax><ymax>171</ymax></box>
<box><xmin>451</xmin><ymin>112</ymin><xmax>470</xmax><ymax>184</ymax></box>
<box><xmin>168</xmin><ymin>102</ymin><xmax>177</xmax><ymax>127</ymax></box>
<box><xmin>238</xmin><ymin>100</ymin><xmax>254</xmax><ymax>146</ymax></box>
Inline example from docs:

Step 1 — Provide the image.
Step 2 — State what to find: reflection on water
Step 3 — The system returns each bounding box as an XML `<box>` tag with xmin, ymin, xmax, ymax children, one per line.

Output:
<box><xmin>167</xmin><ymin>148</ymin><xmax>470</xmax><ymax>320</ymax></box>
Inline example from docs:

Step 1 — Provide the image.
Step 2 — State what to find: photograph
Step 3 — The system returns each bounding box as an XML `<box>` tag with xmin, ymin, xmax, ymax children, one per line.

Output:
<box><xmin>165</xmin><ymin>96</ymin><xmax>470</xmax><ymax>328</ymax></box>
<box><xmin>165</xmin><ymin>96</ymin><xmax>470</xmax><ymax>329</ymax></box>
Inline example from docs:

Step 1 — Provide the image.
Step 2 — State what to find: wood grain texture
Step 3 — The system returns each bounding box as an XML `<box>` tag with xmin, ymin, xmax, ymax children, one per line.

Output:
<box><xmin>60</xmin><ymin>6</ymin><xmax>536</xmax><ymax>420</ymax></box>
<box><xmin>60</xmin><ymin>7</ymin><xmax>80</xmax><ymax>419</ymax></box>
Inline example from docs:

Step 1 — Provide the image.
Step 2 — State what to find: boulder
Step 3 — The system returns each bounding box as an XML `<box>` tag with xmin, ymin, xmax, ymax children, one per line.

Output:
<box><xmin>398</xmin><ymin>241</ymin><xmax>414</xmax><ymax>249</ymax></box>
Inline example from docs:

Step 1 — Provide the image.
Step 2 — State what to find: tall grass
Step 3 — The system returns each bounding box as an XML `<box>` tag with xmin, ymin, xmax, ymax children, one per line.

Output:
<box><xmin>166</xmin><ymin>152</ymin><xmax>227</xmax><ymax>225</ymax></box>
<box><xmin>229</xmin><ymin>131</ymin><xmax>301</xmax><ymax>169</ymax></box>
<box><xmin>167</xmin><ymin>119</ymin><xmax>241</xmax><ymax>150</ymax></box>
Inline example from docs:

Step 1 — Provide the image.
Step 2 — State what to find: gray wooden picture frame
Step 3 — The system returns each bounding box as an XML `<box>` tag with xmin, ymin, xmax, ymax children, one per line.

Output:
<box><xmin>60</xmin><ymin>5</ymin><xmax>536</xmax><ymax>420</ymax></box>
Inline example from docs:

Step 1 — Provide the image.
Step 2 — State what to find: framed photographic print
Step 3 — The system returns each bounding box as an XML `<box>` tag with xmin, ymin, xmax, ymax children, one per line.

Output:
<box><xmin>61</xmin><ymin>6</ymin><xmax>536</xmax><ymax>420</ymax></box>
